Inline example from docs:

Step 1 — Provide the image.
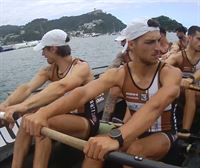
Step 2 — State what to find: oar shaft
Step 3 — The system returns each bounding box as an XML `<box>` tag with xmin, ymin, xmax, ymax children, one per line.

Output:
<box><xmin>42</xmin><ymin>127</ymin><xmax>181</xmax><ymax>168</ymax></box>
<box><xmin>107</xmin><ymin>151</ymin><xmax>181</xmax><ymax>168</ymax></box>
<box><xmin>0</xmin><ymin>112</ymin><xmax>182</xmax><ymax>168</ymax></box>
<box><xmin>41</xmin><ymin>127</ymin><xmax>86</xmax><ymax>151</ymax></box>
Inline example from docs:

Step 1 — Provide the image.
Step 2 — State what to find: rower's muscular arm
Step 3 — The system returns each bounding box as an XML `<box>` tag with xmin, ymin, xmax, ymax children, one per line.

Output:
<box><xmin>19</xmin><ymin>62</ymin><xmax>91</xmax><ymax>111</ymax></box>
<box><xmin>165</xmin><ymin>52</ymin><xmax>182</xmax><ymax>67</ymax></box>
<box><xmin>0</xmin><ymin>68</ymin><xmax>49</xmax><ymax>108</ymax></box>
<box><xmin>102</xmin><ymin>87</ymin><xmax>122</xmax><ymax>121</ymax></box>
<box><xmin>102</xmin><ymin>93</ymin><xmax>117</xmax><ymax>121</ymax></box>
<box><xmin>38</xmin><ymin>68</ymin><xmax>125</xmax><ymax>119</ymax></box>
<box><xmin>119</xmin><ymin>65</ymin><xmax>181</xmax><ymax>143</ymax></box>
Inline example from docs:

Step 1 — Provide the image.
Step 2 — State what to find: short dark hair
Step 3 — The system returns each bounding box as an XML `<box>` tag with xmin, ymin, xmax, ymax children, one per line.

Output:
<box><xmin>46</xmin><ymin>36</ymin><xmax>71</xmax><ymax>57</ymax></box>
<box><xmin>188</xmin><ymin>26</ymin><xmax>200</xmax><ymax>36</ymax></box>
<box><xmin>147</xmin><ymin>19</ymin><xmax>160</xmax><ymax>28</ymax></box>
<box><xmin>175</xmin><ymin>26</ymin><xmax>187</xmax><ymax>34</ymax></box>
<box><xmin>159</xmin><ymin>27</ymin><xmax>166</xmax><ymax>36</ymax></box>
<box><xmin>56</xmin><ymin>45</ymin><xmax>71</xmax><ymax>57</ymax></box>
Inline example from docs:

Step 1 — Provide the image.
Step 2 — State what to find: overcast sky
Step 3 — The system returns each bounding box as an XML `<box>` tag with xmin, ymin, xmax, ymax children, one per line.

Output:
<box><xmin>0</xmin><ymin>0</ymin><xmax>199</xmax><ymax>28</ymax></box>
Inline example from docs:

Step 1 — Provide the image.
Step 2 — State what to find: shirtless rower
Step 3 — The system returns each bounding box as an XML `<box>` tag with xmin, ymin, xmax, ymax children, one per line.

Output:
<box><xmin>159</xmin><ymin>27</ymin><xmax>172</xmax><ymax>60</ymax></box>
<box><xmin>166</xmin><ymin>25</ymin><xmax>200</xmax><ymax>133</ymax></box>
<box><xmin>164</xmin><ymin>26</ymin><xmax>188</xmax><ymax>59</ymax></box>
<box><xmin>172</xmin><ymin>26</ymin><xmax>188</xmax><ymax>52</ymax></box>
<box><xmin>102</xmin><ymin>27</ymin><xmax>131</xmax><ymax>122</ymax></box>
<box><xmin>0</xmin><ymin>29</ymin><xmax>99</xmax><ymax>168</ymax></box>
<box><xmin>21</xmin><ymin>19</ymin><xmax>181</xmax><ymax>168</ymax></box>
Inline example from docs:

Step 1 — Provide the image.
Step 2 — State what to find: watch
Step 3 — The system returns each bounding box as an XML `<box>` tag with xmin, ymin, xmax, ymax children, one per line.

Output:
<box><xmin>108</xmin><ymin>128</ymin><xmax>124</xmax><ymax>147</ymax></box>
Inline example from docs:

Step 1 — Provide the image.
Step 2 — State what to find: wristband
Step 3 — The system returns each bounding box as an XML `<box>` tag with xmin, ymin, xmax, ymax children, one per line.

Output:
<box><xmin>188</xmin><ymin>75</ymin><xmax>195</xmax><ymax>84</ymax></box>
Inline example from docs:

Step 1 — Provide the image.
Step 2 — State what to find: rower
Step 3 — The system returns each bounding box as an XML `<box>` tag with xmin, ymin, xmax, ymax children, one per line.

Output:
<box><xmin>0</xmin><ymin>29</ymin><xmax>99</xmax><ymax>168</ymax></box>
<box><xmin>20</xmin><ymin>19</ymin><xmax>181</xmax><ymax>168</ymax></box>
<box><xmin>166</xmin><ymin>25</ymin><xmax>200</xmax><ymax>133</ymax></box>
<box><xmin>102</xmin><ymin>26</ymin><xmax>131</xmax><ymax>122</ymax></box>
<box><xmin>159</xmin><ymin>27</ymin><xmax>173</xmax><ymax>60</ymax></box>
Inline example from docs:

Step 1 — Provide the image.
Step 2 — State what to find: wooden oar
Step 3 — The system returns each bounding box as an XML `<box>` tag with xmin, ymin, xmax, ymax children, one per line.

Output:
<box><xmin>0</xmin><ymin>112</ymin><xmax>181</xmax><ymax>168</ymax></box>
<box><xmin>189</xmin><ymin>85</ymin><xmax>200</xmax><ymax>92</ymax></box>
<box><xmin>42</xmin><ymin>127</ymin><xmax>85</xmax><ymax>150</ymax></box>
<box><xmin>41</xmin><ymin>127</ymin><xmax>181</xmax><ymax>168</ymax></box>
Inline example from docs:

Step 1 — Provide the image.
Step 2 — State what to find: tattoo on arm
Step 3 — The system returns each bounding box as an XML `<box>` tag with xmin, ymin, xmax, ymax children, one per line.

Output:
<box><xmin>102</xmin><ymin>94</ymin><xmax>117</xmax><ymax>121</ymax></box>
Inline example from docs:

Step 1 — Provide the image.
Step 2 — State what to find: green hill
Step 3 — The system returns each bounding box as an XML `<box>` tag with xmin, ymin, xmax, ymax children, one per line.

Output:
<box><xmin>0</xmin><ymin>10</ymin><xmax>125</xmax><ymax>45</ymax></box>
<box><xmin>0</xmin><ymin>10</ymin><xmax>185</xmax><ymax>45</ymax></box>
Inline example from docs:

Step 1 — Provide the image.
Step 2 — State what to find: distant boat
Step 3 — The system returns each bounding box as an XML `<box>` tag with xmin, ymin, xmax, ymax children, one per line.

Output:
<box><xmin>111</xmin><ymin>32</ymin><xmax>118</xmax><ymax>35</ymax></box>
<box><xmin>13</xmin><ymin>41</ymin><xmax>39</xmax><ymax>49</ymax></box>
<box><xmin>0</xmin><ymin>40</ymin><xmax>39</xmax><ymax>53</ymax></box>
<box><xmin>91</xmin><ymin>33</ymin><xmax>101</xmax><ymax>37</ymax></box>
<box><xmin>0</xmin><ymin>45</ymin><xmax>14</xmax><ymax>52</ymax></box>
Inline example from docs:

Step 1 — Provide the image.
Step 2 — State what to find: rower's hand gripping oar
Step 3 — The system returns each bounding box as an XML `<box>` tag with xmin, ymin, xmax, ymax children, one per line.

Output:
<box><xmin>0</xmin><ymin>111</ymin><xmax>20</xmax><ymax>128</ymax></box>
<box><xmin>41</xmin><ymin>127</ymin><xmax>181</xmax><ymax>168</ymax></box>
<box><xmin>0</xmin><ymin>111</ymin><xmax>19</xmax><ymax>120</ymax></box>
<box><xmin>0</xmin><ymin>112</ymin><xmax>182</xmax><ymax>168</ymax></box>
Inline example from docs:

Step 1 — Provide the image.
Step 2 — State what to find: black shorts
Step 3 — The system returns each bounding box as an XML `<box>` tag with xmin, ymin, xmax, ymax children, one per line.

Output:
<box><xmin>139</xmin><ymin>130</ymin><xmax>177</xmax><ymax>149</ymax></box>
<box><xmin>71</xmin><ymin>99</ymin><xmax>100</xmax><ymax>137</ymax></box>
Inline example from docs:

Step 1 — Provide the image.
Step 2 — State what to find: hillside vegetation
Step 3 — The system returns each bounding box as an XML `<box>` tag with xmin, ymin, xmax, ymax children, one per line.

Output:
<box><xmin>0</xmin><ymin>10</ymin><xmax>184</xmax><ymax>45</ymax></box>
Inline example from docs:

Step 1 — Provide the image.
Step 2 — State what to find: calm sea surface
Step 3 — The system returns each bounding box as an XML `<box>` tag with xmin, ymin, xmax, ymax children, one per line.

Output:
<box><xmin>0</xmin><ymin>33</ymin><xmax>177</xmax><ymax>101</ymax></box>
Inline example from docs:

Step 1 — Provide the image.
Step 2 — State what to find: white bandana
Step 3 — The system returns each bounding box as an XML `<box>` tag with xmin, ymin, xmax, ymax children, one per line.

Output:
<box><xmin>122</xmin><ymin>20</ymin><xmax>160</xmax><ymax>53</ymax></box>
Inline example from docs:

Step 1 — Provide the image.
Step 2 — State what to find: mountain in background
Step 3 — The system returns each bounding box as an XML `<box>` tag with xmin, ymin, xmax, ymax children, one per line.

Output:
<box><xmin>0</xmin><ymin>10</ymin><xmax>125</xmax><ymax>45</ymax></box>
<box><xmin>153</xmin><ymin>15</ymin><xmax>183</xmax><ymax>31</ymax></box>
<box><xmin>0</xmin><ymin>10</ymin><xmax>184</xmax><ymax>45</ymax></box>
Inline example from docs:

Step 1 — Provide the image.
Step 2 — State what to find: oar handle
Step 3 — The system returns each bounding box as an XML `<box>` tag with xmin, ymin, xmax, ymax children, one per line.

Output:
<box><xmin>41</xmin><ymin>127</ymin><xmax>86</xmax><ymax>151</ymax></box>
<box><xmin>0</xmin><ymin>111</ymin><xmax>20</xmax><ymax>120</ymax></box>
<box><xmin>177</xmin><ymin>132</ymin><xmax>191</xmax><ymax>139</ymax></box>
<box><xmin>178</xmin><ymin>132</ymin><xmax>200</xmax><ymax>140</ymax></box>
<box><xmin>189</xmin><ymin>85</ymin><xmax>200</xmax><ymax>92</ymax></box>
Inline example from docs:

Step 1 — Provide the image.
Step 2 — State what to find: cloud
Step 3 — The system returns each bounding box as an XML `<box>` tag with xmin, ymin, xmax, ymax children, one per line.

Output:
<box><xmin>0</xmin><ymin>0</ymin><xmax>199</xmax><ymax>26</ymax></box>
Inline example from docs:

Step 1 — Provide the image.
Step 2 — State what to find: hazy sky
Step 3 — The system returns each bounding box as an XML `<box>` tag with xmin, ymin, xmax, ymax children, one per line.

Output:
<box><xmin>0</xmin><ymin>0</ymin><xmax>199</xmax><ymax>28</ymax></box>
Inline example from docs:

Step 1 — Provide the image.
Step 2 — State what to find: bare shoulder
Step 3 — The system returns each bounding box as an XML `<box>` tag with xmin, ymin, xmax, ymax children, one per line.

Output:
<box><xmin>165</xmin><ymin>51</ymin><xmax>182</xmax><ymax>65</ymax></box>
<box><xmin>37</xmin><ymin>65</ymin><xmax>51</xmax><ymax>76</ymax></box>
<box><xmin>100</xmin><ymin>66</ymin><xmax>125</xmax><ymax>86</ymax></box>
<box><xmin>71</xmin><ymin>59</ymin><xmax>91</xmax><ymax>76</ymax></box>
<box><xmin>102</xmin><ymin>66</ymin><xmax>125</xmax><ymax>77</ymax></box>
<box><xmin>75</xmin><ymin>59</ymin><xmax>90</xmax><ymax>67</ymax></box>
<box><xmin>161</xmin><ymin>63</ymin><xmax>182</xmax><ymax>83</ymax></box>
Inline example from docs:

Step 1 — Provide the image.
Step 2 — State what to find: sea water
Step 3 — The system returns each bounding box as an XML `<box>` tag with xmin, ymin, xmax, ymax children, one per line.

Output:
<box><xmin>0</xmin><ymin>33</ymin><xmax>177</xmax><ymax>101</ymax></box>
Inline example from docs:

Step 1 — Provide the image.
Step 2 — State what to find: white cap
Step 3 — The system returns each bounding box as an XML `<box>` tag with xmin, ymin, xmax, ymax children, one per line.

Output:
<box><xmin>122</xmin><ymin>20</ymin><xmax>160</xmax><ymax>53</ymax></box>
<box><xmin>115</xmin><ymin>28</ymin><xmax>126</xmax><ymax>42</ymax></box>
<box><xmin>33</xmin><ymin>29</ymin><xmax>68</xmax><ymax>51</ymax></box>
